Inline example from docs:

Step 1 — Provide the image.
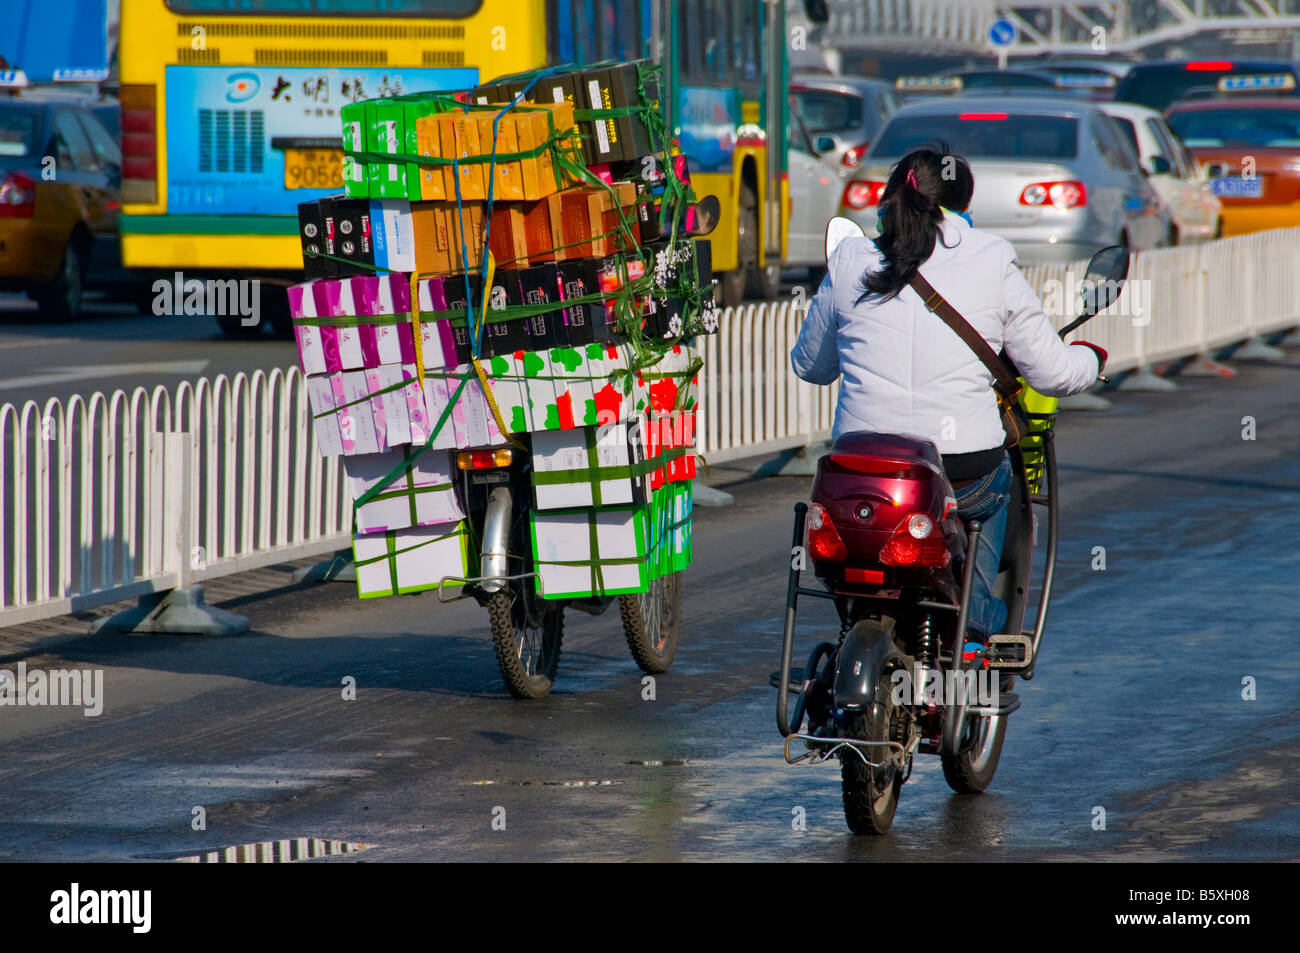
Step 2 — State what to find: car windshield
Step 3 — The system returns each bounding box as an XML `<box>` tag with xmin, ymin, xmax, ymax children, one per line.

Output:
<box><xmin>0</xmin><ymin>109</ymin><xmax>38</xmax><ymax>163</ymax></box>
<box><xmin>870</xmin><ymin>113</ymin><xmax>1079</xmax><ymax>160</ymax></box>
<box><xmin>1119</xmin><ymin>66</ymin><xmax>1297</xmax><ymax>111</ymax></box>
<box><xmin>1166</xmin><ymin>108</ymin><xmax>1300</xmax><ymax>147</ymax></box>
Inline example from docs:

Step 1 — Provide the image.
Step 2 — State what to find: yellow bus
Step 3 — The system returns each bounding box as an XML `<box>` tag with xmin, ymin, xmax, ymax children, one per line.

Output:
<box><xmin>117</xmin><ymin>1</ymin><xmax>812</xmax><ymax>332</ymax></box>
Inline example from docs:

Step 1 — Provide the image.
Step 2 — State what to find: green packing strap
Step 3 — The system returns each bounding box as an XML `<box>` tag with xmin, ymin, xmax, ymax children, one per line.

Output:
<box><xmin>529</xmin><ymin>445</ymin><xmax>687</xmax><ymax>487</ymax></box>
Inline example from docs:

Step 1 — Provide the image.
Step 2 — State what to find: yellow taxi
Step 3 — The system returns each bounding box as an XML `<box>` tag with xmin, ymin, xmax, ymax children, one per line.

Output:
<box><xmin>0</xmin><ymin>89</ymin><xmax>124</xmax><ymax>319</ymax></box>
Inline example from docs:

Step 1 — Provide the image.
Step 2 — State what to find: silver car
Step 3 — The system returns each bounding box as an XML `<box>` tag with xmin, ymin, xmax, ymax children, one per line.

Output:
<box><xmin>839</xmin><ymin>95</ymin><xmax>1171</xmax><ymax>265</ymax></box>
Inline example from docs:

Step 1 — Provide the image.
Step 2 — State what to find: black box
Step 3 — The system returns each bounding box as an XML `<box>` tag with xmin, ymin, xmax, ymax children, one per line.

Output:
<box><xmin>517</xmin><ymin>263</ymin><xmax>564</xmax><ymax>351</ymax></box>
<box><xmin>517</xmin><ymin>69</ymin><xmax>596</xmax><ymax>165</ymax></box>
<box><xmin>478</xmin><ymin>273</ymin><xmax>522</xmax><ymax>358</ymax></box>
<box><xmin>581</xmin><ymin>63</ymin><xmax>659</xmax><ymax>164</ymax></box>
<box><xmin>321</xmin><ymin>195</ymin><xmax>374</xmax><ymax>276</ymax></box>
<box><xmin>298</xmin><ymin>200</ymin><xmax>334</xmax><ymax>278</ymax></box>
<box><xmin>557</xmin><ymin>259</ymin><xmax>599</xmax><ymax>346</ymax></box>
<box><xmin>445</xmin><ymin>273</ymin><xmax>483</xmax><ymax>364</ymax></box>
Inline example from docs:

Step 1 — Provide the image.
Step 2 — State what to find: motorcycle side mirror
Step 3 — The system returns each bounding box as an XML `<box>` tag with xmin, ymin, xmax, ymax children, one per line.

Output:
<box><xmin>825</xmin><ymin>215</ymin><xmax>866</xmax><ymax>260</ymax></box>
<box><xmin>1080</xmin><ymin>245</ymin><xmax>1129</xmax><ymax>315</ymax></box>
<box><xmin>1059</xmin><ymin>244</ymin><xmax>1129</xmax><ymax>338</ymax></box>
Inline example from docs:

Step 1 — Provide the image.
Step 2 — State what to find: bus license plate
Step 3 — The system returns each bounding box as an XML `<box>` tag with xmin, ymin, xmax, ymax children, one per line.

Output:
<box><xmin>283</xmin><ymin>148</ymin><xmax>344</xmax><ymax>190</ymax></box>
<box><xmin>1211</xmin><ymin>176</ymin><xmax>1263</xmax><ymax>199</ymax></box>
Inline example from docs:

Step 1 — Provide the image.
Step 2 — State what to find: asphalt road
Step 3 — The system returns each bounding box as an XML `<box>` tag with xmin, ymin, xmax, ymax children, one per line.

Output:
<box><xmin>0</xmin><ymin>343</ymin><xmax>1296</xmax><ymax>862</ymax></box>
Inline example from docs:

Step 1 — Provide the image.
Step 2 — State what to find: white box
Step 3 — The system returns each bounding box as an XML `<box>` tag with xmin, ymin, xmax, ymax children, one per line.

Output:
<box><xmin>372</xmin><ymin>364</ymin><xmax>411</xmax><ymax>447</ymax></box>
<box><xmin>354</xmin><ymin>521</ymin><xmax>469</xmax><ymax>598</ymax></box>
<box><xmin>531</xmin><ymin>425</ymin><xmax>646</xmax><ymax>510</ymax></box>
<box><xmin>530</xmin><ymin>506</ymin><xmax>649</xmax><ymax>598</ymax></box>
<box><xmin>370</xmin><ymin>198</ymin><xmax>416</xmax><ymax>274</ymax></box>
<box><xmin>344</xmin><ymin>448</ymin><xmax>463</xmax><ymax>534</ymax></box>
<box><xmin>335</xmin><ymin>371</ymin><xmax>381</xmax><ymax>455</ymax></box>
<box><xmin>306</xmin><ymin>374</ymin><xmax>343</xmax><ymax>456</ymax></box>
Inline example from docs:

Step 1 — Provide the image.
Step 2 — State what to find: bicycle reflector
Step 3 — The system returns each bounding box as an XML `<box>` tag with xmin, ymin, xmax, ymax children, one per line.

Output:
<box><xmin>806</xmin><ymin>502</ymin><xmax>848</xmax><ymax>562</ymax></box>
<box><xmin>456</xmin><ymin>449</ymin><xmax>513</xmax><ymax>470</ymax></box>
<box><xmin>878</xmin><ymin>512</ymin><xmax>950</xmax><ymax>567</ymax></box>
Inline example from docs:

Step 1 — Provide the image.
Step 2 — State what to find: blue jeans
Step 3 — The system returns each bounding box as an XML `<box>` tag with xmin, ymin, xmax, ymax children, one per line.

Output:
<box><xmin>952</xmin><ymin>454</ymin><xmax>1012</xmax><ymax>641</ymax></box>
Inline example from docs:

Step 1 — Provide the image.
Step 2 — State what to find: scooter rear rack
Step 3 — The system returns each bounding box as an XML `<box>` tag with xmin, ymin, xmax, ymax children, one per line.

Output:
<box><xmin>435</xmin><ymin>571</ymin><xmax>542</xmax><ymax>603</ymax></box>
<box><xmin>783</xmin><ymin>733</ymin><xmax>909</xmax><ymax>768</ymax></box>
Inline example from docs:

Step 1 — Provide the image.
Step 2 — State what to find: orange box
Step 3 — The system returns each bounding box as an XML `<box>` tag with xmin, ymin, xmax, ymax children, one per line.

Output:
<box><xmin>412</xmin><ymin>200</ymin><xmax>486</xmax><ymax>275</ymax></box>
<box><xmin>513</xmin><ymin>101</ymin><xmax>579</xmax><ymax>201</ymax></box>
<box><xmin>446</xmin><ymin>201</ymin><xmax>486</xmax><ymax>272</ymax></box>
<box><xmin>599</xmin><ymin>181</ymin><xmax>640</xmax><ymax>255</ymax></box>
<box><xmin>415</xmin><ymin>115</ymin><xmax>446</xmax><ymax>201</ymax></box>
<box><xmin>439</xmin><ymin>113</ymin><xmax>486</xmax><ymax>201</ymax></box>
<box><xmin>555</xmin><ymin>187</ymin><xmax>604</xmax><ymax>259</ymax></box>
<box><xmin>523</xmin><ymin>198</ymin><xmax>562</xmax><ymax>263</ymax></box>
<box><xmin>488</xmin><ymin>204</ymin><xmax>529</xmax><ymax>269</ymax></box>
<box><xmin>474</xmin><ymin>112</ymin><xmax>524</xmax><ymax>201</ymax></box>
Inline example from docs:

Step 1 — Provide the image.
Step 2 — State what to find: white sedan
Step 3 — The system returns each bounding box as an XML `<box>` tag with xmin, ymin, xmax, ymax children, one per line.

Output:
<box><xmin>1099</xmin><ymin>101</ymin><xmax>1223</xmax><ymax>243</ymax></box>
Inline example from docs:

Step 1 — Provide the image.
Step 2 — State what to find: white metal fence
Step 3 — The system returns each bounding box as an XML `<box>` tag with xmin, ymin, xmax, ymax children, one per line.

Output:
<box><xmin>3</xmin><ymin>229</ymin><xmax>1298</xmax><ymax>627</ymax></box>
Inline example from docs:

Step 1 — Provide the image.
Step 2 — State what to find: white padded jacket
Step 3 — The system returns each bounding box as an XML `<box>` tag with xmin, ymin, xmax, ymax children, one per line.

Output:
<box><xmin>790</xmin><ymin>212</ymin><xmax>1101</xmax><ymax>455</ymax></box>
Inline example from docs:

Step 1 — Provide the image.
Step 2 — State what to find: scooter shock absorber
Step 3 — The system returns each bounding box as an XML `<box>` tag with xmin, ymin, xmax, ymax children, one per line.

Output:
<box><xmin>915</xmin><ymin>613</ymin><xmax>935</xmax><ymax>667</ymax></box>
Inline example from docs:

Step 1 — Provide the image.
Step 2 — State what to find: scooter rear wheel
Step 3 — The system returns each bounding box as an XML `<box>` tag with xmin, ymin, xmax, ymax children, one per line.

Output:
<box><xmin>840</xmin><ymin>665</ymin><xmax>904</xmax><ymax>835</ymax></box>
<box><xmin>488</xmin><ymin>589</ymin><xmax>564</xmax><ymax>700</ymax></box>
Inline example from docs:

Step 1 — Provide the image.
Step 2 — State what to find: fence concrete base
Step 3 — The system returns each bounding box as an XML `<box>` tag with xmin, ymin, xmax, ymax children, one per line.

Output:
<box><xmin>773</xmin><ymin>441</ymin><xmax>832</xmax><ymax>477</ymax></box>
<box><xmin>1177</xmin><ymin>355</ymin><xmax>1237</xmax><ymax>378</ymax></box>
<box><xmin>90</xmin><ymin>586</ymin><xmax>250</xmax><ymax>636</ymax></box>
<box><xmin>1057</xmin><ymin>392</ymin><xmax>1112</xmax><ymax>411</ymax></box>
<box><xmin>1232</xmin><ymin>336</ymin><xmax>1287</xmax><ymax>362</ymax></box>
<box><xmin>693</xmin><ymin>483</ymin><xmax>735</xmax><ymax>507</ymax></box>
<box><xmin>1118</xmin><ymin>365</ymin><xmax>1178</xmax><ymax>392</ymax></box>
<box><xmin>291</xmin><ymin>550</ymin><xmax>356</xmax><ymax>585</ymax></box>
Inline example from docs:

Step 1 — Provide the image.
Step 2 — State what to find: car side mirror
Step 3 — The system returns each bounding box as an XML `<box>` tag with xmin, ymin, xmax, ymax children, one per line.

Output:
<box><xmin>1147</xmin><ymin>155</ymin><xmax>1172</xmax><ymax>176</ymax></box>
<box><xmin>814</xmin><ymin>135</ymin><xmax>837</xmax><ymax>155</ymax></box>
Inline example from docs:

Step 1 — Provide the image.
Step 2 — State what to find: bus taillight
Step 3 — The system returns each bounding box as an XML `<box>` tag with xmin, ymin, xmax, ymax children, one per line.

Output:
<box><xmin>119</xmin><ymin>84</ymin><xmax>158</xmax><ymax>204</ymax></box>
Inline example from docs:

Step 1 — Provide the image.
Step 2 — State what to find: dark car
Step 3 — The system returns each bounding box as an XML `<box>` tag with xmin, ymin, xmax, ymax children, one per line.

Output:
<box><xmin>0</xmin><ymin>90</ymin><xmax>128</xmax><ymax>319</ymax></box>
<box><xmin>1116</xmin><ymin>60</ymin><xmax>1300</xmax><ymax>112</ymax></box>
<box><xmin>790</xmin><ymin>75</ymin><xmax>901</xmax><ymax>170</ymax></box>
<box><xmin>940</xmin><ymin>67</ymin><xmax>1104</xmax><ymax>100</ymax></box>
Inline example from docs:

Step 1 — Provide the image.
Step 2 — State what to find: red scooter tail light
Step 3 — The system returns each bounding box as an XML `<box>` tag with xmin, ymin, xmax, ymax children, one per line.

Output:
<box><xmin>806</xmin><ymin>502</ymin><xmax>848</xmax><ymax>562</ymax></box>
<box><xmin>878</xmin><ymin>512</ymin><xmax>950</xmax><ymax>568</ymax></box>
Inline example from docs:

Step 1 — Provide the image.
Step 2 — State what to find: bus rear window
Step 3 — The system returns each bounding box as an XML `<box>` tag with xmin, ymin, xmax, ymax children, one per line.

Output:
<box><xmin>871</xmin><ymin>114</ymin><xmax>1079</xmax><ymax>160</ymax></box>
<box><xmin>164</xmin><ymin>1</ymin><xmax>482</xmax><ymax>14</ymax></box>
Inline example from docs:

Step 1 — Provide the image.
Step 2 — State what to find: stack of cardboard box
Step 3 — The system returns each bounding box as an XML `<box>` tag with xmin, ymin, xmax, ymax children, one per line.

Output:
<box><xmin>289</xmin><ymin>62</ymin><xmax>709</xmax><ymax>601</ymax></box>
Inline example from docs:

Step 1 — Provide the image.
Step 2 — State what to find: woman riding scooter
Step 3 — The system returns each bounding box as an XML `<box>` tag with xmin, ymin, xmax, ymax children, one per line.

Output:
<box><xmin>790</xmin><ymin>146</ymin><xmax>1108</xmax><ymax>651</ymax></box>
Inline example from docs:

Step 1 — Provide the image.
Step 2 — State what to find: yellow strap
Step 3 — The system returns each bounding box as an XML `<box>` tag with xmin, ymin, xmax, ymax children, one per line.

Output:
<box><xmin>409</xmin><ymin>271</ymin><xmax>426</xmax><ymax>394</ymax></box>
<box><xmin>471</xmin><ymin>251</ymin><xmax>527</xmax><ymax>451</ymax></box>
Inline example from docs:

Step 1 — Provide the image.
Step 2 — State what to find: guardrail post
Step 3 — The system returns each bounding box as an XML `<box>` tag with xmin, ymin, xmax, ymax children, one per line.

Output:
<box><xmin>91</xmin><ymin>431</ymin><xmax>249</xmax><ymax>636</ymax></box>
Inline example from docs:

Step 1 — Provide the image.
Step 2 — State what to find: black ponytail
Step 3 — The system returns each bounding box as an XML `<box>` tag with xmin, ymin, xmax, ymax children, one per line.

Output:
<box><xmin>864</xmin><ymin>145</ymin><xmax>974</xmax><ymax>301</ymax></box>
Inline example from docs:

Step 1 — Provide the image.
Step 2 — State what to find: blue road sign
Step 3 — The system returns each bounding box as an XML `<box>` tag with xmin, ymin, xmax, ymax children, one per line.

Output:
<box><xmin>989</xmin><ymin>18</ymin><xmax>1018</xmax><ymax>47</ymax></box>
